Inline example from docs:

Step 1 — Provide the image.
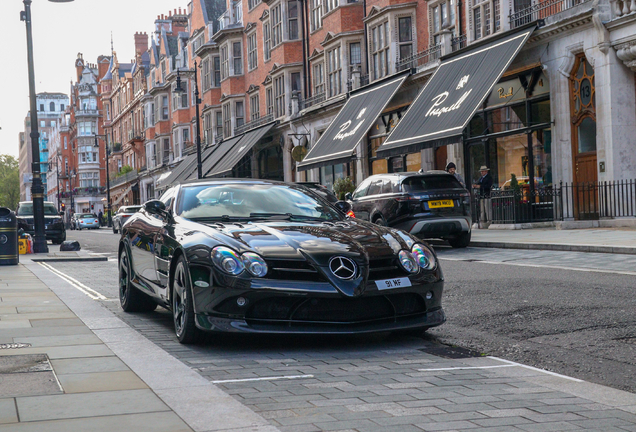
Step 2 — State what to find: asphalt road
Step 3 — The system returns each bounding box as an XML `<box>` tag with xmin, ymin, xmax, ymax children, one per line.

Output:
<box><xmin>60</xmin><ymin>228</ymin><xmax>636</xmax><ymax>394</ymax></box>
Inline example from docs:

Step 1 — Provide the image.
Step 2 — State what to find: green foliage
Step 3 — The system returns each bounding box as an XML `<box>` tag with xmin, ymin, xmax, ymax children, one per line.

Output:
<box><xmin>116</xmin><ymin>165</ymin><xmax>134</xmax><ymax>177</ymax></box>
<box><xmin>0</xmin><ymin>155</ymin><xmax>19</xmax><ymax>210</ymax></box>
<box><xmin>509</xmin><ymin>173</ymin><xmax>521</xmax><ymax>198</ymax></box>
<box><xmin>333</xmin><ymin>177</ymin><xmax>356</xmax><ymax>200</ymax></box>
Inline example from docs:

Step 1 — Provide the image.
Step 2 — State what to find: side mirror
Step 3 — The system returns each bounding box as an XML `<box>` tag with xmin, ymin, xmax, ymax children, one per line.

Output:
<box><xmin>144</xmin><ymin>200</ymin><xmax>166</xmax><ymax>215</ymax></box>
<box><xmin>334</xmin><ymin>200</ymin><xmax>352</xmax><ymax>214</ymax></box>
<box><xmin>345</xmin><ymin>192</ymin><xmax>353</xmax><ymax>201</ymax></box>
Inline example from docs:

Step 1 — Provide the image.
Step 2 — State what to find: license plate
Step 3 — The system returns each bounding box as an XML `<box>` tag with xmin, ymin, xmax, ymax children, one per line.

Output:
<box><xmin>375</xmin><ymin>277</ymin><xmax>412</xmax><ymax>290</ymax></box>
<box><xmin>428</xmin><ymin>199</ymin><xmax>454</xmax><ymax>208</ymax></box>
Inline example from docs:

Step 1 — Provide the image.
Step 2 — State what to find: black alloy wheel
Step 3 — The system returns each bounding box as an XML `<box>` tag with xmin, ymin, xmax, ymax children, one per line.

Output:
<box><xmin>172</xmin><ymin>256</ymin><xmax>202</xmax><ymax>344</ymax></box>
<box><xmin>119</xmin><ymin>247</ymin><xmax>157</xmax><ymax>312</ymax></box>
<box><xmin>374</xmin><ymin>215</ymin><xmax>387</xmax><ymax>226</ymax></box>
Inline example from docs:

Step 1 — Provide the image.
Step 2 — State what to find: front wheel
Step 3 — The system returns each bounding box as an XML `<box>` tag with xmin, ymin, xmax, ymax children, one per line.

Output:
<box><xmin>172</xmin><ymin>256</ymin><xmax>203</xmax><ymax>344</ymax></box>
<box><xmin>119</xmin><ymin>247</ymin><xmax>157</xmax><ymax>312</ymax></box>
<box><xmin>373</xmin><ymin>215</ymin><xmax>387</xmax><ymax>226</ymax></box>
<box><xmin>113</xmin><ymin>224</ymin><xmax>118</xmax><ymax>234</ymax></box>
<box><xmin>448</xmin><ymin>232</ymin><xmax>471</xmax><ymax>248</ymax></box>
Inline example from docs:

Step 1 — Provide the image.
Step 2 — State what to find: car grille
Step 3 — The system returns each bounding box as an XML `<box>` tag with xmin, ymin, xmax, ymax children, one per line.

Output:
<box><xmin>245</xmin><ymin>293</ymin><xmax>426</xmax><ymax>324</ymax></box>
<box><xmin>368</xmin><ymin>257</ymin><xmax>409</xmax><ymax>280</ymax></box>
<box><xmin>265</xmin><ymin>259</ymin><xmax>325</xmax><ymax>282</ymax></box>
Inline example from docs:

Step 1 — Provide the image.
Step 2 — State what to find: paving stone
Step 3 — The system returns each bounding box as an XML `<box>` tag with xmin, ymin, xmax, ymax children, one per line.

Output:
<box><xmin>0</xmin><ymin>398</ymin><xmax>18</xmax><ymax>424</ymax></box>
<box><xmin>516</xmin><ymin>421</ymin><xmax>583</xmax><ymax>431</ymax></box>
<box><xmin>56</xmin><ymin>370</ymin><xmax>148</xmax><ymax>393</ymax></box>
<box><xmin>14</xmin><ymin>333</ymin><xmax>102</xmax><ymax>347</ymax></box>
<box><xmin>50</xmin><ymin>356</ymin><xmax>129</xmax><ymax>374</ymax></box>
<box><xmin>415</xmin><ymin>420</ymin><xmax>481</xmax><ymax>431</ymax></box>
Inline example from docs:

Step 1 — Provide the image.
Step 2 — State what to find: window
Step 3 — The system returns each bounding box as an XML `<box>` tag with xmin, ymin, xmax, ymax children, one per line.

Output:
<box><xmin>431</xmin><ymin>0</ymin><xmax>455</xmax><ymax>44</ymax></box>
<box><xmin>162</xmin><ymin>138</ymin><xmax>170</xmax><ymax>162</ymax></box>
<box><xmin>473</xmin><ymin>0</ymin><xmax>500</xmax><ymax>40</ymax></box>
<box><xmin>78</xmin><ymin>122</ymin><xmax>96</xmax><ymax>136</ymax></box>
<box><xmin>232</xmin><ymin>0</ymin><xmax>242</xmax><ymax>24</ymax></box>
<box><xmin>248</xmin><ymin>0</ymin><xmax>261</xmax><ymax>9</ymax></box>
<box><xmin>221</xmin><ymin>45</ymin><xmax>229</xmax><ymax>80</ymax></box>
<box><xmin>398</xmin><ymin>17</ymin><xmax>413</xmax><ymax>61</ymax></box>
<box><xmin>311</xmin><ymin>0</ymin><xmax>322</xmax><ymax>31</ymax></box>
<box><xmin>223</xmin><ymin>103</ymin><xmax>232</xmax><ymax>137</ymax></box>
<box><xmin>250</xmin><ymin>94</ymin><xmax>260</xmax><ymax>121</ymax></box>
<box><xmin>204</xmin><ymin>112</ymin><xmax>213</xmax><ymax>144</ymax></box>
<box><xmin>61</xmin><ymin>104</ymin><xmax>65</xmax><ymax>111</ymax></box>
<box><xmin>236</xmin><ymin>101</ymin><xmax>245</xmax><ymax>128</ymax></box>
<box><xmin>266</xmin><ymin>87</ymin><xmax>274</xmax><ymax>115</ymax></box>
<box><xmin>173</xmin><ymin>80</ymin><xmax>188</xmax><ymax>110</ymax></box>
<box><xmin>327</xmin><ymin>46</ymin><xmax>342</xmax><ymax>97</ymax></box>
<box><xmin>50</xmin><ymin>121</ymin><xmax>56</xmax><ymax>128</ymax></box>
<box><xmin>274</xmin><ymin>76</ymin><xmax>285</xmax><ymax>118</ymax></box>
<box><xmin>50</xmin><ymin>102</ymin><xmax>55</xmax><ymax>111</ymax></box>
<box><xmin>349</xmin><ymin>42</ymin><xmax>361</xmax><ymax>77</ymax></box>
<box><xmin>39</xmin><ymin>103</ymin><xmax>44</xmax><ymax>112</ymax></box>
<box><xmin>264</xmin><ymin>22</ymin><xmax>272</xmax><ymax>61</ymax></box>
<box><xmin>202</xmin><ymin>58</ymin><xmax>211</xmax><ymax>90</ymax></box>
<box><xmin>64</xmin><ymin>137</ymin><xmax>67</xmax><ymax>150</ymax></box>
<box><xmin>248</xmin><ymin>33</ymin><xmax>258</xmax><ymax>71</ymax></box>
<box><xmin>162</xmin><ymin>95</ymin><xmax>169</xmax><ymax>120</ymax></box>
<box><xmin>216</xmin><ymin>111</ymin><xmax>223</xmax><ymax>139</ymax></box>
<box><xmin>272</xmin><ymin>4</ymin><xmax>282</xmax><ymax>47</ymax></box>
<box><xmin>288</xmin><ymin>1</ymin><xmax>299</xmax><ymax>40</ymax></box>
<box><xmin>291</xmin><ymin>72</ymin><xmax>301</xmax><ymax>93</ymax></box>
<box><xmin>370</xmin><ymin>22</ymin><xmax>390</xmax><ymax>80</ymax></box>
<box><xmin>314</xmin><ymin>62</ymin><xmax>325</xmax><ymax>95</ymax></box>
<box><xmin>324</xmin><ymin>0</ymin><xmax>338</xmax><ymax>14</ymax></box>
<box><xmin>40</xmin><ymin>120</ymin><xmax>45</xmax><ymax>128</ymax></box>
<box><xmin>233</xmin><ymin>42</ymin><xmax>243</xmax><ymax>75</ymax></box>
<box><xmin>213</xmin><ymin>57</ymin><xmax>221</xmax><ymax>86</ymax></box>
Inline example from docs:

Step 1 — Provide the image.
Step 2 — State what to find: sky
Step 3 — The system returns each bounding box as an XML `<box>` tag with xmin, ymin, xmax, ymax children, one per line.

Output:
<box><xmin>0</xmin><ymin>0</ymin><xmax>189</xmax><ymax>159</ymax></box>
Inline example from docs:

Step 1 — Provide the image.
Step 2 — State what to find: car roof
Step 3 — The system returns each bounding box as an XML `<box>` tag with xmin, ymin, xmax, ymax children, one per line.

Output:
<box><xmin>366</xmin><ymin>171</ymin><xmax>454</xmax><ymax>180</ymax></box>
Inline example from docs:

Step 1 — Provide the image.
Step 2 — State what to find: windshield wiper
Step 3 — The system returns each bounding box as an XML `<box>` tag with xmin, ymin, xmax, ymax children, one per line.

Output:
<box><xmin>190</xmin><ymin>215</ymin><xmax>240</xmax><ymax>222</ymax></box>
<box><xmin>249</xmin><ymin>213</ymin><xmax>329</xmax><ymax>222</ymax></box>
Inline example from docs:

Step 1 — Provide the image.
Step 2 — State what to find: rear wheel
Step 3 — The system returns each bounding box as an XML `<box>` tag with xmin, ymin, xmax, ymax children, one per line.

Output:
<box><xmin>373</xmin><ymin>215</ymin><xmax>387</xmax><ymax>226</ymax></box>
<box><xmin>172</xmin><ymin>256</ymin><xmax>203</xmax><ymax>344</ymax></box>
<box><xmin>119</xmin><ymin>247</ymin><xmax>157</xmax><ymax>312</ymax></box>
<box><xmin>448</xmin><ymin>232</ymin><xmax>471</xmax><ymax>248</ymax></box>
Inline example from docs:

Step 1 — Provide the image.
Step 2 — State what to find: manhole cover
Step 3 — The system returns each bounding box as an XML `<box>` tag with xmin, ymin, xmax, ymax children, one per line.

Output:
<box><xmin>0</xmin><ymin>343</ymin><xmax>32</xmax><ymax>349</ymax></box>
<box><xmin>419</xmin><ymin>344</ymin><xmax>483</xmax><ymax>359</ymax></box>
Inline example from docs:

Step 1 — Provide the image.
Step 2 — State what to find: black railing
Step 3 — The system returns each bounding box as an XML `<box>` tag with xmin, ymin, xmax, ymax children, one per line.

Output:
<box><xmin>472</xmin><ymin>179</ymin><xmax>636</xmax><ymax>224</ymax></box>
<box><xmin>451</xmin><ymin>35</ymin><xmax>467</xmax><ymax>52</ymax></box>
<box><xmin>509</xmin><ymin>0</ymin><xmax>590</xmax><ymax>29</ymax></box>
<box><xmin>346</xmin><ymin>73</ymin><xmax>370</xmax><ymax>92</ymax></box>
<box><xmin>396</xmin><ymin>45</ymin><xmax>441</xmax><ymax>73</ymax></box>
<box><xmin>299</xmin><ymin>91</ymin><xmax>326</xmax><ymax>110</ymax></box>
<box><xmin>234</xmin><ymin>113</ymin><xmax>275</xmax><ymax>135</ymax></box>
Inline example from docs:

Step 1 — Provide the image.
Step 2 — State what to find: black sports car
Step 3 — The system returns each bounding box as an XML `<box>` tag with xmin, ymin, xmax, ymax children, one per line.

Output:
<box><xmin>118</xmin><ymin>179</ymin><xmax>445</xmax><ymax>343</ymax></box>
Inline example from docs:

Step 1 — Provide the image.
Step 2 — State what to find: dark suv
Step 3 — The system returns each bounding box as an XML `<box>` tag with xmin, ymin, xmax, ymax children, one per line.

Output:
<box><xmin>346</xmin><ymin>171</ymin><xmax>472</xmax><ymax>248</ymax></box>
<box><xmin>16</xmin><ymin>201</ymin><xmax>66</xmax><ymax>244</ymax></box>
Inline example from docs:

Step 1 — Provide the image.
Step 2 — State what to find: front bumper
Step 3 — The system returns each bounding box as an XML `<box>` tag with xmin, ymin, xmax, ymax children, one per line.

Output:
<box><xmin>24</xmin><ymin>227</ymin><xmax>66</xmax><ymax>241</ymax></box>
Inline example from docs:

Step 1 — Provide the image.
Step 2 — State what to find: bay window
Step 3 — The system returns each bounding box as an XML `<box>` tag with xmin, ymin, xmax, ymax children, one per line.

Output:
<box><xmin>327</xmin><ymin>46</ymin><xmax>342</xmax><ymax>97</ymax></box>
<box><xmin>370</xmin><ymin>22</ymin><xmax>389</xmax><ymax>80</ymax></box>
<box><xmin>473</xmin><ymin>0</ymin><xmax>500</xmax><ymax>40</ymax></box>
<box><xmin>221</xmin><ymin>45</ymin><xmax>229</xmax><ymax>80</ymax></box>
<box><xmin>233</xmin><ymin>41</ymin><xmax>243</xmax><ymax>75</ymax></box>
<box><xmin>274</xmin><ymin>76</ymin><xmax>285</xmax><ymax>118</ymax></box>
<box><xmin>431</xmin><ymin>0</ymin><xmax>455</xmax><ymax>44</ymax></box>
<box><xmin>236</xmin><ymin>101</ymin><xmax>245</xmax><ymax>128</ymax></box>
<box><xmin>264</xmin><ymin>22</ymin><xmax>272</xmax><ymax>61</ymax></box>
<box><xmin>288</xmin><ymin>1</ymin><xmax>299</xmax><ymax>40</ymax></box>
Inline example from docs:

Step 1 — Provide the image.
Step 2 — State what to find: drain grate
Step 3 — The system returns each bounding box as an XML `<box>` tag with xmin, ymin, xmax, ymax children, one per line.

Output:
<box><xmin>0</xmin><ymin>343</ymin><xmax>32</xmax><ymax>350</ymax></box>
<box><xmin>419</xmin><ymin>344</ymin><xmax>484</xmax><ymax>359</ymax></box>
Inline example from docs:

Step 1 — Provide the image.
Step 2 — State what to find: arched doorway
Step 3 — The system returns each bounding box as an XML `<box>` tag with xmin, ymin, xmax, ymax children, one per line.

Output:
<box><xmin>569</xmin><ymin>54</ymin><xmax>598</xmax><ymax>219</ymax></box>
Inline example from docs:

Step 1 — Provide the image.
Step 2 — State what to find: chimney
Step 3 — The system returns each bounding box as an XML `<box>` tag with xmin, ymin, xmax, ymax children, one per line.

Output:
<box><xmin>134</xmin><ymin>32</ymin><xmax>148</xmax><ymax>57</ymax></box>
<box><xmin>75</xmin><ymin>53</ymin><xmax>84</xmax><ymax>82</ymax></box>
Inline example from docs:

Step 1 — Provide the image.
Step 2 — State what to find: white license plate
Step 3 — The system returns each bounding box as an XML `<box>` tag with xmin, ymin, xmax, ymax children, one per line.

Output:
<box><xmin>375</xmin><ymin>277</ymin><xmax>412</xmax><ymax>290</ymax></box>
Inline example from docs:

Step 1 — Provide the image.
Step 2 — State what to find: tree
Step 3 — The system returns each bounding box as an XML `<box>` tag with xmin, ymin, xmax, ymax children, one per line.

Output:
<box><xmin>0</xmin><ymin>155</ymin><xmax>19</xmax><ymax>210</ymax></box>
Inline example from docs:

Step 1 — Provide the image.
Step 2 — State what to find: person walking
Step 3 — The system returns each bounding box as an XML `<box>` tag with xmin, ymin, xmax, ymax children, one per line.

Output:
<box><xmin>445</xmin><ymin>162</ymin><xmax>466</xmax><ymax>188</ymax></box>
<box><xmin>472</xmin><ymin>166</ymin><xmax>494</xmax><ymax>226</ymax></box>
<box><xmin>98</xmin><ymin>209</ymin><xmax>104</xmax><ymax>227</ymax></box>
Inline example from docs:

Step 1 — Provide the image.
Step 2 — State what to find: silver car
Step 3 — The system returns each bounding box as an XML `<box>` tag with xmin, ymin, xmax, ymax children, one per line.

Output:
<box><xmin>112</xmin><ymin>205</ymin><xmax>142</xmax><ymax>234</ymax></box>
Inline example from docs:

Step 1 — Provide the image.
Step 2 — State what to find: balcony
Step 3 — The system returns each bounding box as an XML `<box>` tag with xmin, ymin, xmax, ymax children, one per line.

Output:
<box><xmin>396</xmin><ymin>45</ymin><xmax>441</xmax><ymax>73</ymax></box>
<box><xmin>234</xmin><ymin>113</ymin><xmax>275</xmax><ymax>135</ymax></box>
<box><xmin>127</xmin><ymin>130</ymin><xmax>144</xmax><ymax>144</ymax></box>
<box><xmin>451</xmin><ymin>35</ymin><xmax>467</xmax><ymax>52</ymax></box>
<box><xmin>71</xmin><ymin>186</ymin><xmax>106</xmax><ymax>197</ymax></box>
<box><xmin>110</xmin><ymin>170</ymin><xmax>139</xmax><ymax>188</ymax></box>
<box><xmin>509</xmin><ymin>0</ymin><xmax>592</xmax><ymax>29</ymax></box>
<box><xmin>75</xmin><ymin>109</ymin><xmax>100</xmax><ymax>117</ymax></box>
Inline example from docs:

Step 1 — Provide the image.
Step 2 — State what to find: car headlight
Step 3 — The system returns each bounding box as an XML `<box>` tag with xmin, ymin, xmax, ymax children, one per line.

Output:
<box><xmin>241</xmin><ymin>252</ymin><xmax>268</xmax><ymax>277</ymax></box>
<box><xmin>398</xmin><ymin>250</ymin><xmax>418</xmax><ymax>274</ymax></box>
<box><xmin>211</xmin><ymin>246</ymin><xmax>245</xmax><ymax>275</ymax></box>
<box><xmin>412</xmin><ymin>243</ymin><xmax>437</xmax><ymax>270</ymax></box>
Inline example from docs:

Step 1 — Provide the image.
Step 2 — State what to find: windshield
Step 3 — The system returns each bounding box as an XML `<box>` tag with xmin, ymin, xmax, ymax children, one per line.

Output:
<box><xmin>402</xmin><ymin>175</ymin><xmax>464</xmax><ymax>192</ymax></box>
<box><xmin>79</xmin><ymin>214</ymin><xmax>97</xmax><ymax>219</ymax></box>
<box><xmin>177</xmin><ymin>183</ymin><xmax>342</xmax><ymax>221</ymax></box>
<box><xmin>17</xmin><ymin>203</ymin><xmax>59</xmax><ymax>216</ymax></box>
<box><xmin>122</xmin><ymin>206</ymin><xmax>141</xmax><ymax>213</ymax></box>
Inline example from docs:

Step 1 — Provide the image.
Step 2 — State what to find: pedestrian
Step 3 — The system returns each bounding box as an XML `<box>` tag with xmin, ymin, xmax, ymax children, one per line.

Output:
<box><xmin>472</xmin><ymin>165</ymin><xmax>494</xmax><ymax>226</ymax></box>
<box><xmin>98</xmin><ymin>209</ymin><xmax>104</xmax><ymax>227</ymax></box>
<box><xmin>445</xmin><ymin>162</ymin><xmax>465</xmax><ymax>188</ymax></box>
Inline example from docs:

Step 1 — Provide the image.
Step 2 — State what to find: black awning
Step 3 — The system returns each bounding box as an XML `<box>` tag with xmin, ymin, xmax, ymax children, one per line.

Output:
<box><xmin>160</xmin><ymin>151</ymin><xmax>199</xmax><ymax>187</ymax></box>
<box><xmin>297</xmin><ymin>72</ymin><xmax>408</xmax><ymax>171</ymax></box>
<box><xmin>208</xmin><ymin>122</ymin><xmax>276</xmax><ymax>177</ymax></box>
<box><xmin>376</xmin><ymin>27</ymin><xmax>534</xmax><ymax>158</ymax></box>
<box><xmin>194</xmin><ymin>135</ymin><xmax>245</xmax><ymax>180</ymax></box>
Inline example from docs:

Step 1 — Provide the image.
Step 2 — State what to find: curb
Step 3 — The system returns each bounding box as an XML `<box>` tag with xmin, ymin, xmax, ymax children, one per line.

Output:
<box><xmin>470</xmin><ymin>241</ymin><xmax>636</xmax><ymax>255</ymax></box>
<box><xmin>30</xmin><ymin>256</ymin><xmax>108</xmax><ymax>262</ymax></box>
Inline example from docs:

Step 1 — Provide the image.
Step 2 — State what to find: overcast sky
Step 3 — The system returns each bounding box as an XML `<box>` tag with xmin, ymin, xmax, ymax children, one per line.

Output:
<box><xmin>0</xmin><ymin>0</ymin><xmax>189</xmax><ymax>159</ymax></box>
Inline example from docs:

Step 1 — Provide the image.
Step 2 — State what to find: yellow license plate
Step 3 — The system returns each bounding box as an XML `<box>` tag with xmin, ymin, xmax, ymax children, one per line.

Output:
<box><xmin>429</xmin><ymin>199</ymin><xmax>454</xmax><ymax>208</ymax></box>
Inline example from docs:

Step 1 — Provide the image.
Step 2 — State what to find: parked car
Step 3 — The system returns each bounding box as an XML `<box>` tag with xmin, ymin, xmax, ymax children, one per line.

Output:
<box><xmin>112</xmin><ymin>205</ymin><xmax>142</xmax><ymax>234</ymax></box>
<box><xmin>296</xmin><ymin>182</ymin><xmax>339</xmax><ymax>203</ymax></box>
<box><xmin>346</xmin><ymin>171</ymin><xmax>472</xmax><ymax>248</ymax></box>
<box><xmin>70</xmin><ymin>213</ymin><xmax>80</xmax><ymax>230</ymax></box>
<box><xmin>16</xmin><ymin>201</ymin><xmax>66</xmax><ymax>244</ymax></box>
<box><xmin>75</xmin><ymin>213</ymin><xmax>100</xmax><ymax>230</ymax></box>
<box><xmin>118</xmin><ymin>179</ymin><xmax>445</xmax><ymax>344</ymax></box>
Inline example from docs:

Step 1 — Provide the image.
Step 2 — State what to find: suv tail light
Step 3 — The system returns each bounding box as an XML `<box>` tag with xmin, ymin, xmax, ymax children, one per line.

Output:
<box><xmin>395</xmin><ymin>195</ymin><xmax>418</xmax><ymax>202</ymax></box>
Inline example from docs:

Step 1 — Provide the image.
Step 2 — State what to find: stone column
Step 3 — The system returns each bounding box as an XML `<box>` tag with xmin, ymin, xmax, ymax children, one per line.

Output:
<box><xmin>439</xmin><ymin>28</ymin><xmax>453</xmax><ymax>56</ymax></box>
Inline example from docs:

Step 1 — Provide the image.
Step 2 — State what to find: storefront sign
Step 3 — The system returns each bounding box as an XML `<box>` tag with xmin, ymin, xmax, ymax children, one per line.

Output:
<box><xmin>486</xmin><ymin>71</ymin><xmax>550</xmax><ymax>108</ymax></box>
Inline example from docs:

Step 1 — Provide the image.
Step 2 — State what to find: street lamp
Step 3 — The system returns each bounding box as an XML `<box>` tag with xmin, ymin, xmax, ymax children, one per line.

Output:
<box><xmin>175</xmin><ymin>64</ymin><xmax>202</xmax><ymax>179</ymax></box>
<box><xmin>93</xmin><ymin>134</ymin><xmax>112</xmax><ymax>227</ymax></box>
<box><xmin>21</xmin><ymin>0</ymin><xmax>74</xmax><ymax>253</ymax></box>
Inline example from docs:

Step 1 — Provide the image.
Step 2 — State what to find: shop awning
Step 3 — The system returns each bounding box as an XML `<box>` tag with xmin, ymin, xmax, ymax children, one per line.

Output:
<box><xmin>207</xmin><ymin>122</ymin><xmax>276</xmax><ymax>177</ymax></box>
<box><xmin>158</xmin><ymin>152</ymin><xmax>199</xmax><ymax>188</ymax></box>
<box><xmin>187</xmin><ymin>134</ymin><xmax>244</xmax><ymax>180</ymax></box>
<box><xmin>376</xmin><ymin>26</ymin><xmax>535</xmax><ymax>158</ymax></box>
<box><xmin>297</xmin><ymin>72</ymin><xmax>409</xmax><ymax>171</ymax></box>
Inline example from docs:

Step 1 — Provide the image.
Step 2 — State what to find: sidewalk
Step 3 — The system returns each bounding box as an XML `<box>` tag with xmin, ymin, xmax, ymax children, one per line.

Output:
<box><xmin>470</xmin><ymin>227</ymin><xmax>636</xmax><ymax>254</ymax></box>
<box><xmin>1</xmin><ymin>254</ymin><xmax>636</xmax><ymax>431</ymax></box>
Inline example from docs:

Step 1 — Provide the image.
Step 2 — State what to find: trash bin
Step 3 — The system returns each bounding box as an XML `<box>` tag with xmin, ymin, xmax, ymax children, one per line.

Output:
<box><xmin>0</xmin><ymin>207</ymin><xmax>19</xmax><ymax>265</ymax></box>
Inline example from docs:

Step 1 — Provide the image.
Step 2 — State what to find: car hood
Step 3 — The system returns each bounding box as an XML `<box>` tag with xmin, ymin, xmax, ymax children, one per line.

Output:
<box><xmin>17</xmin><ymin>215</ymin><xmax>62</xmax><ymax>224</ymax></box>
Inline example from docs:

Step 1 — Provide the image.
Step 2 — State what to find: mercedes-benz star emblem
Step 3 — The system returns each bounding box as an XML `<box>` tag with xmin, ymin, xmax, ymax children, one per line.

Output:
<box><xmin>0</xmin><ymin>234</ymin><xmax>7</xmax><ymax>245</ymax></box>
<box><xmin>329</xmin><ymin>256</ymin><xmax>357</xmax><ymax>280</ymax></box>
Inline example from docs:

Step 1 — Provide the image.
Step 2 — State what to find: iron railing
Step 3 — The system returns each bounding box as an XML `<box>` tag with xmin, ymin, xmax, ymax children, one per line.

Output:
<box><xmin>234</xmin><ymin>113</ymin><xmax>275</xmax><ymax>135</ymax></box>
<box><xmin>299</xmin><ymin>91</ymin><xmax>326</xmax><ymax>110</ymax></box>
<box><xmin>451</xmin><ymin>35</ymin><xmax>467</xmax><ymax>52</ymax></box>
<box><xmin>396</xmin><ymin>45</ymin><xmax>441</xmax><ymax>73</ymax></box>
<box><xmin>472</xmin><ymin>179</ymin><xmax>636</xmax><ymax>224</ymax></box>
<box><xmin>509</xmin><ymin>0</ymin><xmax>591</xmax><ymax>29</ymax></box>
<box><xmin>346</xmin><ymin>74</ymin><xmax>370</xmax><ymax>92</ymax></box>
<box><xmin>110</xmin><ymin>170</ymin><xmax>140</xmax><ymax>188</ymax></box>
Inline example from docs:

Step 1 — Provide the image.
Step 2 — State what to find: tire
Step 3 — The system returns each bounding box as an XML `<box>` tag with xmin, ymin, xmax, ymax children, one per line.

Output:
<box><xmin>119</xmin><ymin>247</ymin><xmax>157</xmax><ymax>312</ymax></box>
<box><xmin>113</xmin><ymin>224</ymin><xmax>118</xmax><ymax>234</ymax></box>
<box><xmin>373</xmin><ymin>215</ymin><xmax>387</xmax><ymax>226</ymax></box>
<box><xmin>448</xmin><ymin>232</ymin><xmax>471</xmax><ymax>248</ymax></box>
<box><xmin>172</xmin><ymin>256</ymin><xmax>203</xmax><ymax>344</ymax></box>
